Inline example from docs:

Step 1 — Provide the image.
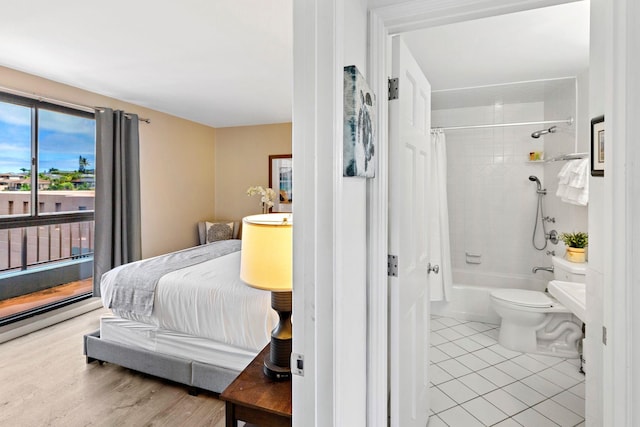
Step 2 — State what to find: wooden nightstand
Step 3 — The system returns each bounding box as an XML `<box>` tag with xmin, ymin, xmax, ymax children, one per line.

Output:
<box><xmin>220</xmin><ymin>344</ymin><xmax>292</xmax><ymax>427</ymax></box>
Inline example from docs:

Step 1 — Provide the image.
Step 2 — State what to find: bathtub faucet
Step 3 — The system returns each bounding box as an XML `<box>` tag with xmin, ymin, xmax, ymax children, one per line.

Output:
<box><xmin>532</xmin><ymin>266</ymin><xmax>554</xmax><ymax>274</ymax></box>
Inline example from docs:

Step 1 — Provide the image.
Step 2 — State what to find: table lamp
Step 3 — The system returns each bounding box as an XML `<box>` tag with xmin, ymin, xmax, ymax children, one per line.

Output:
<box><xmin>240</xmin><ymin>213</ymin><xmax>293</xmax><ymax>381</ymax></box>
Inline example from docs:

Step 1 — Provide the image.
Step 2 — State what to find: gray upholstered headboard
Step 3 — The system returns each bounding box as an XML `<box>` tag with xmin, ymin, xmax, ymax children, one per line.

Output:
<box><xmin>197</xmin><ymin>220</ymin><xmax>241</xmax><ymax>245</ymax></box>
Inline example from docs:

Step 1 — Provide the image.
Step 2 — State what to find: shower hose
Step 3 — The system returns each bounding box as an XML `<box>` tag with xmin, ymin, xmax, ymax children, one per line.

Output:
<box><xmin>532</xmin><ymin>191</ymin><xmax>548</xmax><ymax>250</ymax></box>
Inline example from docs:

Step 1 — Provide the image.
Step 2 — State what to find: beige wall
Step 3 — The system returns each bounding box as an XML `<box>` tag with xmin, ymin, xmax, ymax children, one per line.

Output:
<box><xmin>214</xmin><ymin>123</ymin><xmax>292</xmax><ymax>222</ymax></box>
<box><xmin>0</xmin><ymin>66</ymin><xmax>216</xmax><ymax>258</ymax></box>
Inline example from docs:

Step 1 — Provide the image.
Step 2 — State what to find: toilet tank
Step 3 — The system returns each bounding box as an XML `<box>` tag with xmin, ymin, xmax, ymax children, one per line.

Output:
<box><xmin>552</xmin><ymin>256</ymin><xmax>587</xmax><ymax>283</ymax></box>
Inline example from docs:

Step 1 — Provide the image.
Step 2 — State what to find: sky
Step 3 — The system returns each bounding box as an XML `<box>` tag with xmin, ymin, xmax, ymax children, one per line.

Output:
<box><xmin>0</xmin><ymin>101</ymin><xmax>95</xmax><ymax>174</ymax></box>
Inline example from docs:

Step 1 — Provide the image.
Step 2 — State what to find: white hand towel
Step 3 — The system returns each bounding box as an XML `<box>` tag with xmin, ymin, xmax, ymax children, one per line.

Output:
<box><xmin>568</xmin><ymin>158</ymin><xmax>588</xmax><ymax>189</ymax></box>
<box><xmin>556</xmin><ymin>159</ymin><xmax>589</xmax><ymax>205</ymax></box>
<box><xmin>557</xmin><ymin>161</ymin><xmax>573</xmax><ymax>185</ymax></box>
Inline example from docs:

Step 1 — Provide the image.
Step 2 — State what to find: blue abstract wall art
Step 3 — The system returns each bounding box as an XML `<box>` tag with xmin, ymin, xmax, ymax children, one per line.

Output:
<box><xmin>343</xmin><ymin>65</ymin><xmax>376</xmax><ymax>178</ymax></box>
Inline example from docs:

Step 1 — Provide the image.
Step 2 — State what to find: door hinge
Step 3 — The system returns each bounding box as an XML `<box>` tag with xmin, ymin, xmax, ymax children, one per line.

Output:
<box><xmin>388</xmin><ymin>254</ymin><xmax>398</xmax><ymax>277</ymax></box>
<box><xmin>291</xmin><ymin>353</ymin><xmax>304</xmax><ymax>376</ymax></box>
<box><xmin>388</xmin><ymin>78</ymin><xmax>399</xmax><ymax>100</ymax></box>
<box><xmin>602</xmin><ymin>326</ymin><xmax>607</xmax><ymax>345</ymax></box>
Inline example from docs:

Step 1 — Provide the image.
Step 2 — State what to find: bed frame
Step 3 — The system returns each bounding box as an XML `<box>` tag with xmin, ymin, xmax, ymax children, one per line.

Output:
<box><xmin>85</xmin><ymin>226</ymin><xmax>250</xmax><ymax>394</ymax></box>
<box><xmin>83</xmin><ymin>330</ymin><xmax>240</xmax><ymax>394</ymax></box>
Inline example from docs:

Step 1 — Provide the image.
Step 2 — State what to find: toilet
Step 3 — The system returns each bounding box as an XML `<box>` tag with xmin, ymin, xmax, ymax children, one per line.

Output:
<box><xmin>490</xmin><ymin>256</ymin><xmax>586</xmax><ymax>358</ymax></box>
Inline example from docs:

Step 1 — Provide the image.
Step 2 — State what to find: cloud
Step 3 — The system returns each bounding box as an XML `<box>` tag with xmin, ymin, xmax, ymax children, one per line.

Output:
<box><xmin>39</xmin><ymin>110</ymin><xmax>95</xmax><ymax>135</ymax></box>
<box><xmin>0</xmin><ymin>141</ymin><xmax>30</xmax><ymax>154</ymax></box>
<box><xmin>0</xmin><ymin>142</ymin><xmax>31</xmax><ymax>172</ymax></box>
<box><xmin>0</xmin><ymin>102</ymin><xmax>31</xmax><ymax>127</ymax></box>
<box><xmin>0</xmin><ymin>101</ymin><xmax>95</xmax><ymax>135</ymax></box>
<box><xmin>0</xmin><ymin>101</ymin><xmax>96</xmax><ymax>173</ymax></box>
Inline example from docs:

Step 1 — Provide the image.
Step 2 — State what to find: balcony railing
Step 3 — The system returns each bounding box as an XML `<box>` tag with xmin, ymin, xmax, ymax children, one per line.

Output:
<box><xmin>0</xmin><ymin>212</ymin><xmax>95</xmax><ymax>302</ymax></box>
<box><xmin>0</xmin><ymin>220</ymin><xmax>94</xmax><ymax>273</ymax></box>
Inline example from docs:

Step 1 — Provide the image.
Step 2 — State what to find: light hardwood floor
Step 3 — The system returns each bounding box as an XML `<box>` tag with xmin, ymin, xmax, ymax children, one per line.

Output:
<box><xmin>0</xmin><ymin>308</ymin><xmax>227</xmax><ymax>427</ymax></box>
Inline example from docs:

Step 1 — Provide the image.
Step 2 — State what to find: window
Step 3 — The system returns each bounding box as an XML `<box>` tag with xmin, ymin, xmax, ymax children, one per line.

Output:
<box><xmin>0</xmin><ymin>92</ymin><xmax>96</xmax><ymax>324</ymax></box>
<box><xmin>0</xmin><ymin>93</ymin><xmax>96</xmax><ymax>219</ymax></box>
<box><xmin>38</xmin><ymin>109</ymin><xmax>96</xmax><ymax>214</ymax></box>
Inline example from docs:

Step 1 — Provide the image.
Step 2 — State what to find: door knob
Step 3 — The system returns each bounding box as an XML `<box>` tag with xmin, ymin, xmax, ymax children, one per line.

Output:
<box><xmin>427</xmin><ymin>263</ymin><xmax>440</xmax><ymax>274</ymax></box>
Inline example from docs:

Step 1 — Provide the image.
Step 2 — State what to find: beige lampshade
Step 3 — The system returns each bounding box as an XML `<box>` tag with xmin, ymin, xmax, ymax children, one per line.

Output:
<box><xmin>240</xmin><ymin>213</ymin><xmax>292</xmax><ymax>292</ymax></box>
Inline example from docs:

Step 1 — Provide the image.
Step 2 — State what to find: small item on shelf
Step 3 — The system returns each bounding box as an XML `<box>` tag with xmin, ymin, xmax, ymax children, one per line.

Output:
<box><xmin>529</xmin><ymin>151</ymin><xmax>544</xmax><ymax>161</ymax></box>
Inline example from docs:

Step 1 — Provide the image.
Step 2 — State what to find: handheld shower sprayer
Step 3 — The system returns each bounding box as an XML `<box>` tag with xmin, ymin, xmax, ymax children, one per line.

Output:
<box><xmin>531</xmin><ymin>126</ymin><xmax>557</xmax><ymax>139</ymax></box>
<box><xmin>528</xmin><ymin>175</ymin><xmax>554</xmax><ymax>251</ymax></box>
<box><xmin>528</xmin><ymin>175</ymin><xmax>545</xmax><ymax>194</ymax></box>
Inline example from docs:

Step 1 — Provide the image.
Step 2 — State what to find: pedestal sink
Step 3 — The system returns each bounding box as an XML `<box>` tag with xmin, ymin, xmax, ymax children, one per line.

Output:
<box><xmin>548</xmin><ymin>280</ymin><xmax>586</xmax><ymax>322</ymax></box>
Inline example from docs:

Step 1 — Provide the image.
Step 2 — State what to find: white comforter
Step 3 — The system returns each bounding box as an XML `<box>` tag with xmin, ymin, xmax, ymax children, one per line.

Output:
<box><xmin>100</xmin><ymin>248</ymin><xmax>277</xmax><ymax>351</ymax></box>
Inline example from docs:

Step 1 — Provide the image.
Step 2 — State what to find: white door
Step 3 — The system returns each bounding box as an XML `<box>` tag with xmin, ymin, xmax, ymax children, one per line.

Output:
<box><xmin>388</xmin><ymin>35</ymin><xmax>432</xmax><ymax>427</ymax></box>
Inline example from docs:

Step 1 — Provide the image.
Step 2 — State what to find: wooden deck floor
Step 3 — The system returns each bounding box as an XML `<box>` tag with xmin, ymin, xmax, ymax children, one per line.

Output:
<box><xmin>0</xmin><ymin>278</ymin><xmax>93</xmax><ymax>320</ymax></box>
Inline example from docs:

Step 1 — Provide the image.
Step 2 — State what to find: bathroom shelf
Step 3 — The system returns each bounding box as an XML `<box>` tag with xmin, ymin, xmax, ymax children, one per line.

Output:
<box><xmin>544</xmin><ymin>152</ymin><xmax>588</xmax><ymax>163</ymax></box>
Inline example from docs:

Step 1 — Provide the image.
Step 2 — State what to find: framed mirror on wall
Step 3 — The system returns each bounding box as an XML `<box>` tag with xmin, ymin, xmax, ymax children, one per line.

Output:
<box><xmin>269</xmin><ymin>154</ymin><xmax>292</xmax><ymax>213</ymax></box>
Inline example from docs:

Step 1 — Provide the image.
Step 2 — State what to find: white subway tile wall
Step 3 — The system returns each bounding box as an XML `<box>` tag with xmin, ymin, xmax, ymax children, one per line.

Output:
<box><xmin>431</xmin><ymin>78</ymin><xmax>587</xmax><ymax>288</ymax></box>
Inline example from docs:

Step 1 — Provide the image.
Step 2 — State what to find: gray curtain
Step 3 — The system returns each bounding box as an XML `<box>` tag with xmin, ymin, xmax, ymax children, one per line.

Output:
<box><xmin>93</xmin><ymin>109</ymin><xmax>142</xmax><ymax>296</ymax></box>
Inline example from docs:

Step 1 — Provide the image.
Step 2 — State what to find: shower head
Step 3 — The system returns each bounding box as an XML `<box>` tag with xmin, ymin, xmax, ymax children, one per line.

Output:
<box><xmin>531</xmin><ymin>126</ymin><xmax>557</xmax><ymax>139</ymax></box>
<box><xmin>528</xmin><ymin>175</ymin><xmax>545</xmax><ymax>193</ymax></box>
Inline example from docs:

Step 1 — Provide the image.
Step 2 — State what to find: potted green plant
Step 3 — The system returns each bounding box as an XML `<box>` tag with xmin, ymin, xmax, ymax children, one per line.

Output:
<box><xmin>560</xmin><ymin>231</ymin><xmax>588</xmax><ymax>263</ymax></box>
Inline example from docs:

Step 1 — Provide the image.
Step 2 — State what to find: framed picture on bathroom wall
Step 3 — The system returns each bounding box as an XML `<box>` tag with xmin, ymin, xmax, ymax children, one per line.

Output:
<box><xmin>591</xmin><ymin>115</ymin><xmax>605</xmax><ymax>177</ymax></box>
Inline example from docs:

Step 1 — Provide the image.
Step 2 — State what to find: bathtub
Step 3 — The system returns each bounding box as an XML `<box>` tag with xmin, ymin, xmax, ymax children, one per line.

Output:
<box><xmin>430</xmin><ymin>269</ymin><xmax>550</xmax><ymax>324</ymax></box>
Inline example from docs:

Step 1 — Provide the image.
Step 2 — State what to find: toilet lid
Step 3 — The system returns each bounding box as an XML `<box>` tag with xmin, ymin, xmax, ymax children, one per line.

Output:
<box><xmin>491</xmin><ymin>289</ymin><xmax>554</xmax><ymax>308</ymax></box>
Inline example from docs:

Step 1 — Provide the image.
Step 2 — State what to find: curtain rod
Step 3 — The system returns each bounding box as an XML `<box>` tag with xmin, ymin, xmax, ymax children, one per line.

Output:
<box><xmin>94</xmin><ymin>107</ymin><xmax>151</xmax><ymax>124</ymax></box>
<box><xmin>0</xmin><ymin>85</ymin><xmax>151</xmax><ymax>123</ymax></box>
<box><xmin>432</xmin><ymin>117</ymin><xmax>573</xmax><ymax>132</ymax></box>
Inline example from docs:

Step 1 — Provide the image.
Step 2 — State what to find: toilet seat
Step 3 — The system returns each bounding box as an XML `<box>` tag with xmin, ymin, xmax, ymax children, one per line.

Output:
<box><xmin>491</xmin><ymin>289</ymin><xmax>554</xmax><ymax>308</ymax></box>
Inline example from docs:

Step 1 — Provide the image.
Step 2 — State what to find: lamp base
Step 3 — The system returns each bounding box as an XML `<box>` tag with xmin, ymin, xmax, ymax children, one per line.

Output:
<box><xmin>264</xmin><ymin>291</ymin><xmax>292</xmax><ymax>382</ymax></box>
<box><xmin>264</xmin><ymin>358</ymin><xmax>292</xmax><ymax>381</ymax></box>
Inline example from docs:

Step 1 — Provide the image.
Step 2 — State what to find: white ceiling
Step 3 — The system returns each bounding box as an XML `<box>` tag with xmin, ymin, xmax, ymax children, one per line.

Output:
<box><xmin>430</xmin><ymin>77</ymin><xmax>577</xmax><ymax>111</ymax></box>
<box><xmin>403</xmin><ymin>1</ymin><xmax>590</xmax><ymax>91</ymax></box>
<box><xmin>0</xmin><ymin>1</ymin><xmax>588</xmax><ymax>128</ymax></box>
<box><xmin>0</xmin><ymin>1</ymin><xmax>293</xmax><ymax>128</ymax></box>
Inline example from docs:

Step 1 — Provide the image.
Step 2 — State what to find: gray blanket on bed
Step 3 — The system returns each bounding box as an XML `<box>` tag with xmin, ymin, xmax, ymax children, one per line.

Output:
<box><xmin>108</xmin><ymin>239</ymin><xmax>242</xmax><ymax>316</ymax></box>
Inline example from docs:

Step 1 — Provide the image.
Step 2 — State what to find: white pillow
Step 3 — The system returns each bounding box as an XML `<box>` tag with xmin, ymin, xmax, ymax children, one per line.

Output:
<box><xmin>205</xmin><ymin>221</ymin><xmax>234</xmax><ymax>243</ymax></box>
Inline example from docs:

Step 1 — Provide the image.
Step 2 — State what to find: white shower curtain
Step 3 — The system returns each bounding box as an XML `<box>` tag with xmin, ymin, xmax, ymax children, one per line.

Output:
<box><xmin>429</xmin><ymin>130</ymin><xmax>453</xmax><ymax>301</ymax></box>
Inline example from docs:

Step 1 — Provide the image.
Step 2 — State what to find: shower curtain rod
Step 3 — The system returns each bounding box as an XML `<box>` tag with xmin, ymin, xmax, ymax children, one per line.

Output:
<box><xmin>0</xmin><ymin>85</ymin><xmax>151</xmax><ymax>123</ymax></box>
<box><xmin>432</xmin><ymin>117</ymin><xmax>573</xmax><ymax>132</ymax></box>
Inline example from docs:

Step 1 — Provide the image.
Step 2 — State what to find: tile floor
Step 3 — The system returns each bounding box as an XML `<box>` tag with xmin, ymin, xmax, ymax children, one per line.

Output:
<box><xmin>428</xmin><ymin>315</ymin><xmax>585</xmax><ymax>427</ymax></box>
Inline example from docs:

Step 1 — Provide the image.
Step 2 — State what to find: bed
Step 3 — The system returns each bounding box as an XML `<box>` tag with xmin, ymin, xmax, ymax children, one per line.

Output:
<box><xmin>84</xmin><ymin>222</ymin><xmax>277</xmax><ymax>394</ymax></box>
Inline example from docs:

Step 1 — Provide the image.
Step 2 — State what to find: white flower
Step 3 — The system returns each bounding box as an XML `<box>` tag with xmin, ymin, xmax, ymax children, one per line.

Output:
<box><xmin>247</xmin><ymin>185</ymin><xmax>276</xmax><ymax>213</ymax></box>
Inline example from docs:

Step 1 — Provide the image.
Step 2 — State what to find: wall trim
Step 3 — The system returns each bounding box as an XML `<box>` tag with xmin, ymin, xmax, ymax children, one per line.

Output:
<box><xmin>366</xmin><ymin>10</ymin><xmax>390</xmax><ymax>427</ymax></box>
<box><xmin>605</xmin><ymin>0</ymin><xmax>640</xmax><ymax>425</ymax></box>
<box><xmin>292</xmin><ymin>0</ymin><xmax>340</xmax><ymax>425</ymax></box>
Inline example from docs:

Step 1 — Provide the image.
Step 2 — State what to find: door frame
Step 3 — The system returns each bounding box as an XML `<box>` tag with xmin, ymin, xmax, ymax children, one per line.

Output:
<box><xmin>366</xmin><ymin>0</ymin><xmax>639</xmax><ymax>426</ymax></box>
